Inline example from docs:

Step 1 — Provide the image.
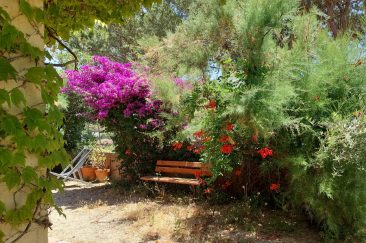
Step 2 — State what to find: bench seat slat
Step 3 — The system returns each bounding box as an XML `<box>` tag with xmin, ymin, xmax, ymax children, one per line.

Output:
<box><xmin>155</xmin><ymin>166</ymin><xmax>211</xmax><ymax>176</ymax></box>
<box><xmin>140</xmin><ymin>176</ymin><xmax>200</xmax><ymax>186</ymax></box>
<box><xmin>156</xmin><ymin>160</ymin><xmax>205</xmax><ymax>168</ymax></box>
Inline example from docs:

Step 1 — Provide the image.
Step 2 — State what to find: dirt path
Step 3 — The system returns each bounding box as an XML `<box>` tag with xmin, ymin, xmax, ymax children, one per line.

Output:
<box><xmin>49</xmin><ymin>182</ymin><xmax>322</xmax><ymax>243</ymax></box>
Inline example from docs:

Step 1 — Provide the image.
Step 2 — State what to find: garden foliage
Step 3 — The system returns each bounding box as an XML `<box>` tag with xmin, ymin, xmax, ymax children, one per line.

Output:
<box><xmin>138</xmin><ymin>0</ymin><xmax>366</xmax><ymax>239</ymax></box>
<box><xmin>62</xmin><ymin>0</ymin><xmax>366</xmax><ymax>240</ymax></box>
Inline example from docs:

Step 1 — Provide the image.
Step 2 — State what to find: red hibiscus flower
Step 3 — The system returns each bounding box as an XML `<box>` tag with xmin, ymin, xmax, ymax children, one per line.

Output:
<box><xmin>186</xmin><ymin>145</ymin><xmax>193</xmax><ymax>151</ymax></box>
<box><xmin>226</xmin><ymin>123</ymin><xmax>234</xmax><ymax>131</ymax></box>
<box><xmin>219</xmin><ymin>135</ymin><xmax>229</xmax><ymax>143</ymax></box>
<box><xmin>257</xmin><ymin>147</ymin><xmax>273</xmax><ymax>159</ymax></box>
<box><xmin>270</xmin><ymin>183</ymin><xmax>280</xmax><ymax>191</ymax></box>
<box><xmin>193</xmin><ymin>149</ymin><xmax>200</xmax><ymax>154</ymax></box>
<box><xmin>220</xmin><ymin>144</ymin><xmax>234</xmax><ymax>154</ymax></box>
<box><xmin>172</xmin><ymin>141</ymin><xmax>183</xmax><ymax>150</ymax></box>
<box><xmin>194</xmin><ymin>130</ymin><xmax>205</xmax><ymax>138</ymax></box>
<box><xmin>207</xmin><ymin>100</ymin><xmax>216</xmax><ymax>109</ymax></box>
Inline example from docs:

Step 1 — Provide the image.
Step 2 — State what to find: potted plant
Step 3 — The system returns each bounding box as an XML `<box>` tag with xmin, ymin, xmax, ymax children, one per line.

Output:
<box><xmin>80</xmin><ymin>159</ymin><xmax>97</xmax><ymax>182</ymax></box>
<box><xmin>90</xmin><ymin>145</ymin><xmax>110</xmax><ymax>182</ymax></box>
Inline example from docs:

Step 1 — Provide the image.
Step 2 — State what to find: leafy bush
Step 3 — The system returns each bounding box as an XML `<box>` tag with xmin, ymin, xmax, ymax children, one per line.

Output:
<box><xmin>287</xmin><ymin>115</ymin><xmax>366</xmax><ymax>239</ymax></box>
<box><xmin>64</xmin><ymin>56</ymin><xmax>164</xmax><ymax>177</ymax></box>
<box><xmin>64</xmin><ymin>56</ymin><xmax>199</xmax><ymax>179</ymax></box>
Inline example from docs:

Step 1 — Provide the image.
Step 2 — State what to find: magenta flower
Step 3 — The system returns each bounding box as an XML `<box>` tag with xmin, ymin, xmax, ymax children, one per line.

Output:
<box><xmin>63</xmin><ymin>56</ymin><xmax>161</xmax><ymax>120</ymax></box>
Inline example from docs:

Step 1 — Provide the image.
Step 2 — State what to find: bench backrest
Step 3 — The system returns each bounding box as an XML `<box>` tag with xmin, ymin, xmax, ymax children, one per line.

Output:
<box><xmin>155</xmin><ymin>160</ymin><xmax>212</xmax><ymax>177</ymax></box>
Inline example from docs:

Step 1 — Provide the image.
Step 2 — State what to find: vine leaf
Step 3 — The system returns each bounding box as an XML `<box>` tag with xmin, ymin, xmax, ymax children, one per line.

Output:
<box><xmin>45</xmin><ymin>65</ymin><xmax>62</xmax><ymax>85</ymax></box>
<box><xmin>0</xmin><ymin>57</ymin><xmax>17</xmax><ymax>81</ymax></box>
<box><xmin>48</xmin><ymin>106</ymin><xmax>63</xmax><ymax>126</ymax></box>
<box><xmin>24</xmin><ymin>67</ymin><xmax>47</xmax><ymax>84</ymax></box>
<box><xmin>19</xmin><ymin>42</ymin><xmax>44</xmax><ymax>59</ymax></box>
<box><xmin>4</xmin><ymin>170</ymin><xmax>21</xmax><ymax>190</ymax></box>
<box><xmin>19</xmin><ymin>0</ymin><xmax>33</xmax><ymax>19</ymax></box>
<box><xmin>13</xmin><ymin>152</ymin><xmax>26</xmax><ymax>166</ymax></box>
<box><xmin>0</xmin><ymin>149</ymin><xmax>12</xmax><ymax>164</ymax></box>
<box><xmin>10</xmin><ymin>88</ymin><xmax>26</xmax><ymax>107</ymax></box>
<box><xmin>0</xmin><ymin>24</ymin><xmax>23</xmax><ymax>51</ymax></box>
<box><xmin>1</xmin><ymin>115</ymin><xmax>22</xmax><ymax>135</ymax></box>
<box><xmin>22</xmin><ymin>166</ymin><xmax>38</xmax><ymax>184</ymax></box>
<box><xmin>0</xmin><ymin>6</ymin><xmax>10</xmax><ymax>21</ymax></box>
<box><xmin>25</xmin><ymin>67</ymin><xmax>45</xmax><ymax>84</ymax></box>
<box><xmin>5</xmin><ymin>206</ymin><xmax>33</xmax><ymax>225</ymax></box>
<box><xmin>0</xmin><ymin>89</ymin><xmax>10</xmax><ymax>106</ymax></box>
<box><xmin>33</xmin><ymin>8</ymin><xmax>44</xmax><ymax>23</ymax></box>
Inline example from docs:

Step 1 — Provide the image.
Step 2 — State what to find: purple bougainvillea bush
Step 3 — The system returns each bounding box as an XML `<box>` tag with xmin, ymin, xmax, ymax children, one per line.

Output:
<box><xmin>64</xmin><ymin>56</ymin><xmax>165</xmax><ymax>178</ymax></box>
<box><xmin>63</xmin><ymin>55</ymin><xmax>161</xmax><ymax>121</ymax></box>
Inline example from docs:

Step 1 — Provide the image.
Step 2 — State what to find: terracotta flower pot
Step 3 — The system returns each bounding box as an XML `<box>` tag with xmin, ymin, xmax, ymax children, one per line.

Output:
<box><xmin>95</xmin><ymin>168</ymin><xmax>110</xmax><ymax>182</ymax></box>
<box><xmin>81</xmin><ymin>166</ymin><xmax>97</xmax><ymax>181</ymax></box>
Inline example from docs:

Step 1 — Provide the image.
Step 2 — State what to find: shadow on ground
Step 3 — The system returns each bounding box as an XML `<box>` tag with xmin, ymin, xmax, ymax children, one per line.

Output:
<box><xmin>51</xmin><ymin>181</ymin><xmax>322</xmax><ymax>243</ymax></box>
<box><xmin>53</xmin><ymin>181</ymin><xmax>193</xmax><ymax>210</ymax></box>
<box><xmin>171</xmin><ymin>203</ymin><xmax>322</xmax><ymax>242</ymax></box>
<box><xmin>53</xmin><ymin>183</ymin><xmax>148</xmax><ymax>209</ymax></box>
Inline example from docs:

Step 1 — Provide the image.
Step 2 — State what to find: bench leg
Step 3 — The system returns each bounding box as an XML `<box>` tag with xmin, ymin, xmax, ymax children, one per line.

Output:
<box><xmin>190</xmin><ymin>185</ymin><xmax>197</xmax><ymax>198</ymax></box>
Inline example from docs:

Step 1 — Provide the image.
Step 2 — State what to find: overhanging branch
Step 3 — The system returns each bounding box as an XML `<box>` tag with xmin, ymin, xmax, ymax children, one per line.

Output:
<box><xmin>45</xmin><ymin>59</ymin><xmax>77</xmax><ymax>68</ymax></box>
<box><xmin>45</xmin><ymin>26</ymin><xmax>78</xmax><ymax>70</ymax></box>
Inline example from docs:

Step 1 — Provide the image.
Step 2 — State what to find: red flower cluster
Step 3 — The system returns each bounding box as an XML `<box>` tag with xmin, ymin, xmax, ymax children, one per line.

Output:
<box><xmin>172</xmin><ymin>141</ymin><xmax>183</xmax><ymax>151</ymax></box>
<box><xmin>219</xmin><ymin>134</ymin><xmax>235</xmax><ymax>154</ymax></box>
<box><xmin>257</xmin><ymin>147</ymin><xmax>273</xmax><ymax>159</ymax></box>
<box><xmin>193</xmin><ymin>146</ymin><xmax>206</xmax><ymax>154</ymax></box>
<box><xmin>219</xmin><ymin>135</ymin><xmax>229</xmax><ymax>143</ymax></box>
<box><xmin>206</xmin><ymin>100</ymin><xmax>216</xmax><ymax>109</ymax></box>
<box><xmin>226</xmin><ymin>123</ymin><xmax>234</xmax><ymax>131</ymax></box>
<box><xmin>186</xmin><ymin>145</ymin><xmax>193</xmax><ymax>151</ymax></box>
<box><xmin>221</xmin><ymin>144</ymin><xmax>234</xmax><ymax>154</ymax></box>
<box><xmin>194</xmin><ymin>130</ymin><xmax>205</xmax><ymax>138</ymax></box>
<box><xmin>270</xmin><ymin>183</ymin><xmax>280</xmax><ymax>191</ymax></box>
<box><xmin>202</xmin><ymin>136</ymin><xmax>212</xmax><ymax>143</ymax></box>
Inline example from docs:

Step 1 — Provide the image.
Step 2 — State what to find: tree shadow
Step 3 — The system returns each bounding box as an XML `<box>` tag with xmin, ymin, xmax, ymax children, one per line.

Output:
<box><xmin>171</xmin><ymin>202</ymin><xmax>322</xmax><ymax>242</ymax></box>
<box><xmin>52</xmin><ymin>181</ymin><xmax>194</xmax><ymax>210</ymax></box>
<box><xmin>52</xmin><ymin>182</ymin><xmax>150</xmax><ymax>210</ymax></box>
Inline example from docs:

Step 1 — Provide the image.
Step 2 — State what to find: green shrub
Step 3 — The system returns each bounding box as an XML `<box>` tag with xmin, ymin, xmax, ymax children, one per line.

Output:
<box><xmin>287</xmin><ymin>115</ymin><xmax>366</xmax><ymax>239</ymax></box>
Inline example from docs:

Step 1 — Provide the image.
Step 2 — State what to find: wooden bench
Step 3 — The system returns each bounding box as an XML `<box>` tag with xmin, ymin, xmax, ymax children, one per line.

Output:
<box><xmin>140</xmin><ymin>160</ymin><xmax>212</xmax><ymax>186</ymax></box>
